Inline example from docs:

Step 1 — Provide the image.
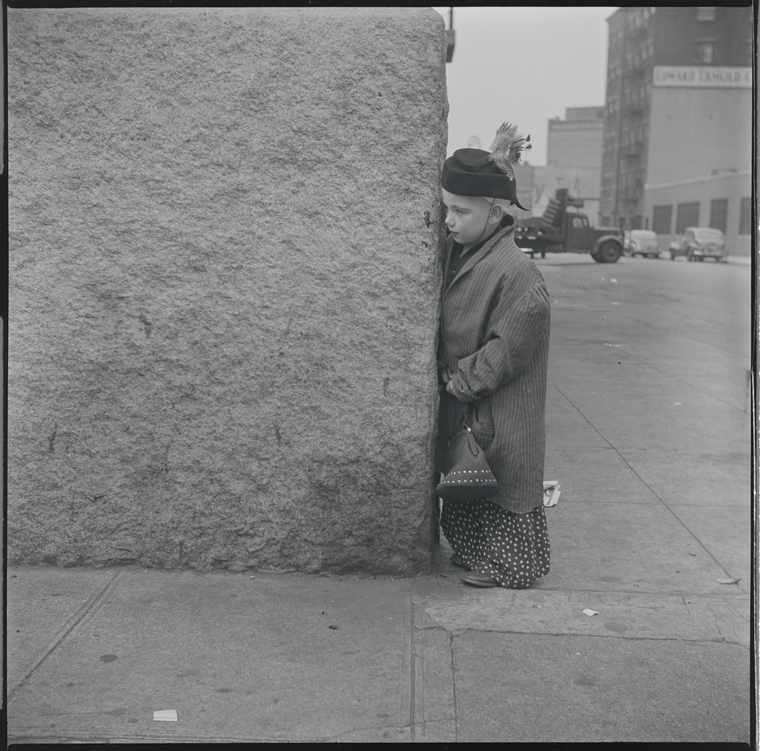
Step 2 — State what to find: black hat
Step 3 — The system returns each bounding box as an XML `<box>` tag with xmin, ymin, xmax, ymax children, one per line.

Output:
<box><xmin>441</xmin><ymin>123</ymin><xmax>531</xmax><ymax>211</ymax></box>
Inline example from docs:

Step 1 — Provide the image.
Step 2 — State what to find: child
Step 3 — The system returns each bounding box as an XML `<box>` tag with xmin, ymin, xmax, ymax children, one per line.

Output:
<box><xmin>437</xmin><ymin>123</ymin><xmax>552</xmax><ymax>588</ymax></box>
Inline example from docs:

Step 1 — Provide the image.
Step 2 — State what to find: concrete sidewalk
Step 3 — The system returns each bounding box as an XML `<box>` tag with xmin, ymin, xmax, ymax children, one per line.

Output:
<box><xmin>5</xmin><ymin>551</ymin><xmax>751</xmax><ymax>744</ymax></box>
<box><xmin>7</xmin><ymin>256</ymin><xmax>752</xmax><ymax>744</ymax></box>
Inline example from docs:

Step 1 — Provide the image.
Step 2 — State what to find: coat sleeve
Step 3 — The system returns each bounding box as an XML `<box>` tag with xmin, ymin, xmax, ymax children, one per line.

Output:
<box><xmin>448</xmin><ymin>282</ymin><xmax>550</xmax><ymax>403</ymax></box>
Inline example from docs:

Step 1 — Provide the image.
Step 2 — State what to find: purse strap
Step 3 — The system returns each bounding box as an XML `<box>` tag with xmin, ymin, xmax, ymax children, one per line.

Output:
<box><xmin>460</xmin><ymin>403</ymin><xmax>473</xmax><ymax>433</ymax></box>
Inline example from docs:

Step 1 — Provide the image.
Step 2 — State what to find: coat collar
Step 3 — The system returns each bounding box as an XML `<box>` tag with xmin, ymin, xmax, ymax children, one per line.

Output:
<box><xmin>443</xmin><ymin>214</ymin><xmax>516</xmax><ymax>294</ymax></box>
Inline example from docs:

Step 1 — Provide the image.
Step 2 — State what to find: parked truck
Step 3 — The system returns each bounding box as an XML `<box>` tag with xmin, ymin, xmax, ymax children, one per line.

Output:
<box><xmin>514</xmin><ymin>188</ymin><xmax>624</xmax><ymax>263</ymax></box>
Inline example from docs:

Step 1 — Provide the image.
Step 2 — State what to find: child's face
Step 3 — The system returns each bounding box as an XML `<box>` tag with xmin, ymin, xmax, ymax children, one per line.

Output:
<box><xmin>442</xmin><ymin>189</ymin><xmax>494</xmax><ymax>248</ymax></box>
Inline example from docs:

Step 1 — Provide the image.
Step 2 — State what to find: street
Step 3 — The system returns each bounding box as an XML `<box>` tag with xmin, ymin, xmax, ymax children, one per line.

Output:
<box><xmin>7</xmin><ymin>252</ymin><xmax>752</xmax><ymax>744</ymax></box>
<box><xmin>540</xmin><ymin>251</ymin><xmax>751</xmax><ymax>595</ymax></box>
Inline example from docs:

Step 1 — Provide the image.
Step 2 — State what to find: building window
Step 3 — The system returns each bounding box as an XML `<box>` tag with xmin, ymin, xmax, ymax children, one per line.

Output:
<box><xmin>709</xmin><ymin>199</ymin><xmax>728</xmax><ymax>233</ymax></box>
<box><xmin>676</xmin><ymin>203</ymin><xmax>700</xmax><ymax>234</ymax></box>
<box><xmin>652</xmin><ymin>205</ymin><xmax>672</xmax><ymax>235</ymax></box>
<box><xmin>695</xmin><ymin>40</ymin><xmax>716</xmax><ymax>64</ymax></box>
<box><xmin>697</xmin><ymin>7</ymin><xmax>716</xmax><ymax>21</ymax></box>
<box><xmin>739</xmin><ymin>197</ymin><xmax>752</xmax><ymax>235</ymax></box>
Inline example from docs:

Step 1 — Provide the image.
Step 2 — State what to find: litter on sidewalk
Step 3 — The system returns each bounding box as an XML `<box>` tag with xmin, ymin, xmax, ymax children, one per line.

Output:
<box><xmin>543</xmin><ymin>481</ymin><xmax>561</xmax><ymax>507</ymax></box>
<box><xmin>153</xmin><ymin>710</ymin><xmax>177</xmax><ymax>722</ymax></box>
<box><xmin>582</xmin><ymin>609</ymin><xmax>599</xmax><ymax>616</ymax></box>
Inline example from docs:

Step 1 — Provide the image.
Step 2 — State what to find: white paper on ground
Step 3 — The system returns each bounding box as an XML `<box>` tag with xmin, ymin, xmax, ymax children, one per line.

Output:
<box><xmin>582</xmin><ymin>609</ymin><xmax>599</xmax><ymax>616</ymax></box>
<box><xmin>543</xmin><ymin>481</ymin><xmax>561</xmax><ymax>507</ymax></box>
<box><xmin>153</xmin><ymin>710</ymin><xmax>178</xmax><ymax>722</ymax></box>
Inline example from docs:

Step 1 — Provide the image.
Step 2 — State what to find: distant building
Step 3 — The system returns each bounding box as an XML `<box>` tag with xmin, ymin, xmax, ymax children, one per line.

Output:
<box><xmin>547</xmin><ymin>106</ymin><xmax>605</xmax><ymax>170</ymax></box>
<box><xmin>530</xmin><ymin>107</ymin><xmax>605</xmax><ymax>225</ymax></box>
<box><xmin>600</xmin><ymin>6</ymin><xmax>752</xmax><ymax>255</ymax></box>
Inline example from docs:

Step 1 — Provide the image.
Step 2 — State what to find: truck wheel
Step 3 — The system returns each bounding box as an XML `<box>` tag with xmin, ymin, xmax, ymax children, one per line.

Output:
<box><xmin>595</xmin><ymin>241</ymin><xmax>622</xmax><ymax>263</ymax></box>
<box><xmin>591</xmin><ymin>253</ymin><xmax>603</xmax><ymax>263</ymax></box>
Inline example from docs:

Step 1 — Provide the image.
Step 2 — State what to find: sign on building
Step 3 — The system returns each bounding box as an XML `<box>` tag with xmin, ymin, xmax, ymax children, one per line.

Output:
<box><xmin>653</xmin><ymin>66</ymin><xmax>752</xmax><ymax>88</ymax></box>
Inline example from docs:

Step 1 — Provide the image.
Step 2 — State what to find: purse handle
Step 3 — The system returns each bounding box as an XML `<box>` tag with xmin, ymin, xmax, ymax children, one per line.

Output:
<box><xmin>460</xmin><ymin>402</ymin><xmax>473</xmax><ymax>433</ymax></box>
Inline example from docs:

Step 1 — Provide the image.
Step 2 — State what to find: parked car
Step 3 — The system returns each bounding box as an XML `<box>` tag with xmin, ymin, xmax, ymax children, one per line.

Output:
<box><xmin>625</xmin><ymin>229</ymin><xmax>660</xmax><ymax>258</ymax></box>
<box><xmin>669</xmin><ymin>227</ymin><xmax>727</xmax><ymax>262</ymax></box>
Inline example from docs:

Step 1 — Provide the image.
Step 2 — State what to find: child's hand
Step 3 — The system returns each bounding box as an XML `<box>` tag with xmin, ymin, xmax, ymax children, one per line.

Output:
<box><xmin>440</xmin><ymin>367</ymin><xmax>457</xmax><ymax>394</ymax></box>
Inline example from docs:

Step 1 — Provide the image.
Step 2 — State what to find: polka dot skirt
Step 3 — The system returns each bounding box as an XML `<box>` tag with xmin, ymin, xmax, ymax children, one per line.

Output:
<box><xmin>441</xmin><ymin>499</ymin><xmax>550</xmax><ymax>588</ymax></box>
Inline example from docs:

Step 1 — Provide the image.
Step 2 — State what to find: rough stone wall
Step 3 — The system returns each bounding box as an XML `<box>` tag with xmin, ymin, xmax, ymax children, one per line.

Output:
<box><xmin>8</xmin><ymin>8</ymin><xmax>448</xmax><ymax>574</ymax></box>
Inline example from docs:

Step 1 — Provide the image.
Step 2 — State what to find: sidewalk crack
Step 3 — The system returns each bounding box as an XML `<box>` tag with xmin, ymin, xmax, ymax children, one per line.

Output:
<box><xmin>409</xmin><ymin>602</ymin><xmax>417</xmax><ymax>741</ymax></box>
<box><xmin>8</xmin><ymin>569</ymin><xmax>123</xmax><ymax>701</ymax></box>
<box><xmin>450</xmin><ymin>631</ymin><xmax>459</xmax><ymax>742</ymax></box>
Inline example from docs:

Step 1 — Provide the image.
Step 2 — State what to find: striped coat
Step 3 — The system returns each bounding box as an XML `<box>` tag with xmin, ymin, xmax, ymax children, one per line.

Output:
<box><xmin>436</xmin><ymin>216</ymin><xmax>551</xmax><ymax>514</ymax></box>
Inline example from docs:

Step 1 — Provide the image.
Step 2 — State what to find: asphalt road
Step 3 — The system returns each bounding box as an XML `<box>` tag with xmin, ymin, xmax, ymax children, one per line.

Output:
<box><xmin>539</xmin><ymin>251</ymin><xmax>750</xmax><ymax>420</ymax></box>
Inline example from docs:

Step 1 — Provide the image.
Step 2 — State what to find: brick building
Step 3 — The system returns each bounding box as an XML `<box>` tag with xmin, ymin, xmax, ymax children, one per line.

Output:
<box><xmin>600</xmin><ymin>6</ymin><xmax>752</xmax><ymax>254</ymax></box>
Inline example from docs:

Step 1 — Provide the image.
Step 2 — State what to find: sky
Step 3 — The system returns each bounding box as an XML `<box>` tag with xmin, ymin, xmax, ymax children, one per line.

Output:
<box><xmin>432</xmin><ymin>6</ymin><xmax>619</xmax><ymax>166</ymax></box>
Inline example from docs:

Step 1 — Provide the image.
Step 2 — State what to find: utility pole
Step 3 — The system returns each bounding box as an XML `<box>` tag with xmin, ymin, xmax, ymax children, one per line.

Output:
<box><xmin>446</xmin><ymin>7</ymin><xmax>455</xmax><ymax>63</ymax></box>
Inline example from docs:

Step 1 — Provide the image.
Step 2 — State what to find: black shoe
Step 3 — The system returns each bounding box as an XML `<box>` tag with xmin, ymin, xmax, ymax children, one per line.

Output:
<box><xmin>460</xmin><ymin>571</ymin><xmax>499</xmax><ymax>588</ymax></box>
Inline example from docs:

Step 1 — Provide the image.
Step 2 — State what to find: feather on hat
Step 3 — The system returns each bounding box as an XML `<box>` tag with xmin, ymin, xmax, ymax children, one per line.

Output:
<box><xmin>488</xmin><ymin>123</ymin><xmax>532</xmax><ymax>180</ymax></box>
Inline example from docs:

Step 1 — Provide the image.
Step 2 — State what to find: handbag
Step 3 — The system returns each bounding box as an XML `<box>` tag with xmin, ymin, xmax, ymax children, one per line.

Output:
<box><xmin>436</xmin><ymin>414</ymin><xmax>498</xmax><ymax>502</ymax></box>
